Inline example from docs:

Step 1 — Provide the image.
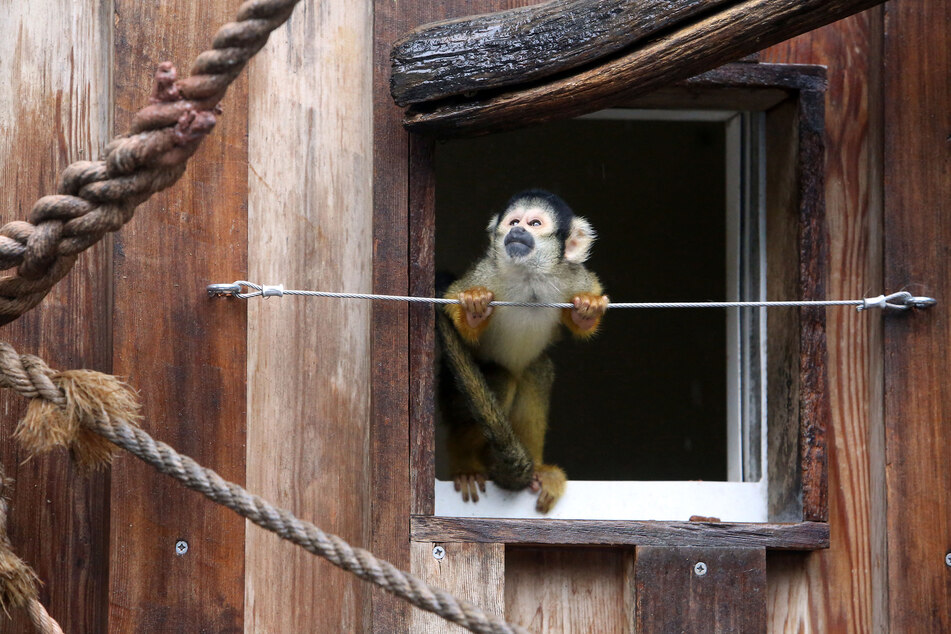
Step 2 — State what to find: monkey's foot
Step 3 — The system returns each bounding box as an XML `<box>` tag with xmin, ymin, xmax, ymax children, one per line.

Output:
<box><xmin>530</xmin><ymin>464</ymin><xmax>567</xmax><ymax>513</ymax></box>
<box><xmin>453</xmin><ymin>472</ymin><xmax>487</xmax><ymax>503</ymax></box>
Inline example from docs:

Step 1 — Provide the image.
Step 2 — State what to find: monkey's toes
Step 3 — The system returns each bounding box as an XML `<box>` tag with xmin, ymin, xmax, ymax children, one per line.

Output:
<box><xmin>453</xmin><ymin>473</ymin><xmax>486</xmax><ymax>502</ymax></box>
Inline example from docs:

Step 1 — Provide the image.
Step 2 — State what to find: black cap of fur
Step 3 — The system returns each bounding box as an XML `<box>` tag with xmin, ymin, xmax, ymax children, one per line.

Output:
<box><xmin>492</xmin><ymin>189</ymin><xmax>574</xmax><ymax>245</ymax></box>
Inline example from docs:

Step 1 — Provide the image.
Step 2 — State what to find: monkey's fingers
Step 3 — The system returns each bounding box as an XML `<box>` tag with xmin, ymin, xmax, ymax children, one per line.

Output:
<box><xmin>476</xmin><ymin>473</ymin><xmax>487</xmax><ymax>492</ymax></box>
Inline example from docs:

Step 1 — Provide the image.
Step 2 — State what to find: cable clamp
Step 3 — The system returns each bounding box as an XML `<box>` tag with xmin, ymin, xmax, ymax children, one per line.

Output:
<box><xmin>858</xmin><ymin>291</ymin><xmax>937</xmax><ymax>312</ymax></box>
<box><xmin>262</xmin><ymin>284</ymin><xmax>284</xmax><ymax>298</ymax></box>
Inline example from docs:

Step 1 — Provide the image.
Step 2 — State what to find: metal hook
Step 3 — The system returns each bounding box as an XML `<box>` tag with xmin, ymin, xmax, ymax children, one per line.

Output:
<box><xmin>207</xmin><ymin>282</ymin><xmax>242</xmax><ymax>297</ymax></box>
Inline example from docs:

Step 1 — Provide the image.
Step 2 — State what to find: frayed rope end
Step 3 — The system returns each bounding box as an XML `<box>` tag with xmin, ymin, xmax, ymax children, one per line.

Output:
<box><xmin>15</xmin><ymin>370</ymin><xmax>141</xmax><ymax>471</ymax></box>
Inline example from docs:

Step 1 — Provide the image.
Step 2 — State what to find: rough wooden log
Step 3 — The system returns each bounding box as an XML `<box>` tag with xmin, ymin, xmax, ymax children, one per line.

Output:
<box><xmin>390</xmin><ymin>0</ymin><xmax>729</xmax><ymax>107</ymax></box>
<box><xmin>401</xmin><ymin>0</ymin><xmax>885</xmax><ymax>136</ymax></box>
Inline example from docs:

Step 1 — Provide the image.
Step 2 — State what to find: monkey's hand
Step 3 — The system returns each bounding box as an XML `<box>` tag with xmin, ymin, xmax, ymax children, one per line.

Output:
<box><xmin>453</xmin><ymin>473</ymin><xmax>487</xmax><ymax>503</ymax></box>
<box><xmin>531</xmin><ymin>464</ymin><xmax>567</xmax><ymax>513</ymax></box>
<box><xmin>563</xmin><ymin>292</ymin><xmax>609</xmax><ymax>336</ymax></box>
<box><xmin>447</xmin><ymin>286</ymin><xmax>495</xmax><ymax>343</ymax></box>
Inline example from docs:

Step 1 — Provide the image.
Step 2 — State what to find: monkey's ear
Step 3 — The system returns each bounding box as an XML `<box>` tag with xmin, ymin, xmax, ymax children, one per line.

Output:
<box><xmin>564</xmin><ymin>216</ymin><xmax>596</xmax><ymax>263</ymax></box>
<box><xmin>486</xmin><ymin>214</ymin><xmax>501</xmax><ymax>233</ymax></box>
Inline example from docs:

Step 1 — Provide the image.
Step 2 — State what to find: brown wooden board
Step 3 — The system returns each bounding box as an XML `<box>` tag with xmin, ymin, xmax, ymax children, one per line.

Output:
<box><xmin>761</xmin><ymin>9</ymin><xmax>887</xmax><ymax>631</ymax></box>
<box><xmin>635</xmin><ymin>546</ymin><xmax>766</xmax><ymax>632</ymax></box>
<box><xmin>410</xmin><ymin>541</ymin><xmax>506</xmax><ymax>632</ymax></box>
<box><xmin>243</xmin><ymin>2</ymin><xmax>374</xmax><ymax>630</ymax></box>
<box><xmin>412</xmin><ymin>517</ymin><xmax>829</xmax><ymax>550</ymax></box>
<box><xmin>109</xmin><ymin>0</ymin><xmax>247</xmax><ymax>629</ymax></box>
<box><xmin>410</xmin><ymin>135</ymin><xmax>437</xmax><ymax>516</ymax></box>
<box><xmin>882</xmin><ymin>0</ymin><xmax>951</xmax><ymax>630</ymax></box>
<box><xmin>506</xmin><ymin>547</ymin><xmax>634</xmax><ymax>632</ymax></box>
<box><xmin>0</xmin><ymin>3</ymin><xmax>113</xmax><ymax>631</ymax></box>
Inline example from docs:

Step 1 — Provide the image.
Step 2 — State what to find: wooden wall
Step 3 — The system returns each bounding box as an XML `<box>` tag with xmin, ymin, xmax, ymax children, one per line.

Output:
<box><xmin>0</xmin><ymin>0</ymin><xmax>947</xmax><ymax>631</ymax></box>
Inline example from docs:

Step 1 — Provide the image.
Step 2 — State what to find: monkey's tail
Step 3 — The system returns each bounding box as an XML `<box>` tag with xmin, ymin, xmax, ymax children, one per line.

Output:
<box><xmin>436</xmin><ymin>312</ymin><xmax>534</xmax><ymax>490</ymax></box>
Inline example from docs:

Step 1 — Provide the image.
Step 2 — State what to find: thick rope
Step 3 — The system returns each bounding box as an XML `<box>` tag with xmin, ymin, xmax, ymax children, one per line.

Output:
<box><xmin>0</xmin><ymin>0</ymin><xmax>303</xmax><ymax>326</ymax></box>
<box><xmin>0</xmin><ymin>343</ymin><xmax>526</xmax><ymax>634</ymax></box>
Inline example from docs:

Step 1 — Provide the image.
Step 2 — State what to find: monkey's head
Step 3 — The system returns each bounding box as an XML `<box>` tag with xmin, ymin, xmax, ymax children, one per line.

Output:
<box><xmin>488</xmin><ymin>189</ymin><xmax>595</xmax><ymax>270</ymax></box>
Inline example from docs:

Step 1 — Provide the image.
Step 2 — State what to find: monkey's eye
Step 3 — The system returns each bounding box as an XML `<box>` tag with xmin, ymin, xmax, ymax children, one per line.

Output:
<box><xmin>528</xmin><ymin>219</ymin><xmax>542</xmax><ymax>227</ymax></box>
<box><xmin>509</xmin><ymin>219</ymin><xmax>520</xmax><ymax>226</ymax></box>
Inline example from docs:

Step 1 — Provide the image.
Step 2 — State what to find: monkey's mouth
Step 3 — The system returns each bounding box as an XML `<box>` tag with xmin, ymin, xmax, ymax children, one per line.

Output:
<box><xmin>504</xmin><ymin>232</ymin><xmax>534</xmax><ymax>258</ymax></box>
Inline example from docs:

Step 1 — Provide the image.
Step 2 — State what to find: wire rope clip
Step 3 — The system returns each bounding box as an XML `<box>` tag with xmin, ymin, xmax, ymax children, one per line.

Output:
<box><xmin>857</xmin><ymin>291</ymin><xmax>937</xmax><ymax>312</ymax></box>
<box><xmin>262</xmin><ymin>284</ymin><xmax>284</xmax><ymax>298</ymax></box>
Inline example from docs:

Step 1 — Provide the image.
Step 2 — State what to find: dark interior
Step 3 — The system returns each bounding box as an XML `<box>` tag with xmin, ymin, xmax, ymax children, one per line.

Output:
<box><xmin>434</xmin><ymin>113</ymin><xmax>729</xmax><ymax>481</ymax></box>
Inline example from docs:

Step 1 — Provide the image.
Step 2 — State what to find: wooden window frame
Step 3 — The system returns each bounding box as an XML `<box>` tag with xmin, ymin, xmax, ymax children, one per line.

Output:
<box><xmin>403</xmin><ymin>62</ymin><xmax>830</xmax><ymax>550</ymax></box>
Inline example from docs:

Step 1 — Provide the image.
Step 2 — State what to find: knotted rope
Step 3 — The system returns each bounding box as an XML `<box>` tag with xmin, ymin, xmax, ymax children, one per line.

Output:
<box><xmin>0</xmin><ymin>0</ymin><xmax>303</xmax><ymax>325</ymax></box>
<box><xmin>0</xmin><ymin>343</ymin><xmax>526</xmax><ymax>634</ymax></box>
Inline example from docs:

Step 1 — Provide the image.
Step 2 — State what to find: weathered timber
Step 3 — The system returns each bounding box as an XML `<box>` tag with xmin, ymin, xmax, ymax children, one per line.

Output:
<box><xmin>109</xmin><ymin>0</ymin><xmax>248</xmax><ymax>629</ymax></box>
<box><xmin>390</xmin><ymin>0</ymin><xmax>729</xmax><ymax>106</ymax></box>
<box><xmin>0</xmin><ymin>3</ymin><xmax>112</xmax><ymax>631</ymax></box>
<box><xmin>506</xmin><ymin>547</ymin><xmax>634</xmax><ymax>632</ymax></box>
<box><xmin>402</xmin><ymin>0</ymin><xmax>884</xmax><ymax>136</ymax></box>
<box><xmin>411</xmin><ymin>517</ymin><xmax>830</xmax><ymax>550</ymax></box>
<box><xmin>635</xmin><ymin>547</ymin><xmax>766</xmax><ymax>633</ymax></box>
<box><xmin>883</xmin><ymin>0</ymin><xmax>951</xmax><ymax>630</ymax></box>
<box><xmin>796</xmin><ymin>87</ymin><xmax>830</xmax><ymax>523</ymax></box>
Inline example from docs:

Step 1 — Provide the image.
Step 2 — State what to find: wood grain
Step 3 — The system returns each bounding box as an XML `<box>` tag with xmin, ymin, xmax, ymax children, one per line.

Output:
<box><xmin>244</xmin><ymin>1</ymin><xmax>373</xmax><ymax>631</ymax></box>
<box><xmin>506</xmin><ymin>547</ymin><xmax>634</xmax><ymax>633</ymax></box>
<box><xmin>402</xmin><ymin>0</ymin><xmax>884</xmax><ymax>136</ymax></box>
<box><xmin>412</xmin><ymin>517</ymin><xmax>829</xmax><ymax>550</ymax></box>
<box><xmin>109</xmin><ymin>0</ymin><xmax>247</xmax><ymax>629</ymax></box>
<box><xmin>761</xmin><ymin>7</ymin><xmax>885</xmax><ymax>632</ymax></box>
<box><xmin>410</xmin><ymin>541</ymin><xmax>505</xmax><ymax>632</ymax></box>
<box><xmin>391</xmin><ymin>0</ymin><xmax>730</xmax><ymax>106</ymax></box>
<box><xmin>635</xmin><ymin>546</ymin><xmax>766</xmax><ymax>633</ymax></box>
<box><xmin>882</xmin><ymin>0</ymin><xmax>951</xmax><ymax>630</ymax></box>
<box><xmin>0</xmin><ymin>3</ymin><xmax>112</xmax><ymax>631</ymax></box>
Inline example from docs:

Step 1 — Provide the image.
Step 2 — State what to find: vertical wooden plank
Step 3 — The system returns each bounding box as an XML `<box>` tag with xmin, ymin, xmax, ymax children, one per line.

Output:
<box><xmin>761</xmin><ymin>8</ymin><xmax>885</xmax><ymax>632</ymax></box>
<box><xmin>635</xmin><ymin>546</ymin><xmax>766</xmax><ymax>633</ymax></box>
<box><xmin>410</xmin><ymin>542</ymin><xmax>506</xmax><ymax>632</ymax></box>
<box><xmin>371</xmin><ymin>0</ymin><xmax>414</xmax><ymax>627</ymax></box>
<box><xmin>882</xmin><ymin>0</ymin><xmax>951</xmax><ymax>631</ymax></box>
<box><xmin>0</xmin><ymin>3</ymin><xmax>113</xmax><ymax>631</ymax></box>
<box><xmin>245</xmin><ymin>0</ymin><xmax>373</xmax><ymax>631</ymax></box>
<box><xmin>109</xmin><ymin>0</ymin><xmax>247</xmax><ymax>629</ymax></box>
<box><xmin>410</xmin><ymin>135</ymin><xmax>437</xmax><ymax>516</ymax></box>
<box><xmin>507</xmin><ymin>547</ymin><xmax>634</xmax><ymax>633</ymax></box>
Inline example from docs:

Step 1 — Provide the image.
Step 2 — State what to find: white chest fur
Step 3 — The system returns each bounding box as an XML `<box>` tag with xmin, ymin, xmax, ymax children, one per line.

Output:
<box><xmin>475</xmin><ymin>266</ymin><xmax>566</xmax><ymax>374</ymax></box>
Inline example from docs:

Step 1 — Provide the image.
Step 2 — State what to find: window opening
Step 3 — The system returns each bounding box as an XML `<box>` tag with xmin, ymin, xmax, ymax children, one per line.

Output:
<box><xmin>433</xmin><ymin>108</ymin><xmax>768</xmax><ymax>521</ymax></box>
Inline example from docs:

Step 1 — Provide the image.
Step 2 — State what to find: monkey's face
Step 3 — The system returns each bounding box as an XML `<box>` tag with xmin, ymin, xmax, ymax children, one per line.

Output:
<box><xmin>492</xmin><ymin>202</ymin><xmax>562</xmax><ymax>268</ymax></box>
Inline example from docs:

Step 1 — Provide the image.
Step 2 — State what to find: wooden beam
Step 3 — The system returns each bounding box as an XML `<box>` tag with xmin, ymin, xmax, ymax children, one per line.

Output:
<box><xmin>0</xmin><ymin>3</ymin><xmax>112</xmax><ymax>631</ymax></box>
<box><xmin>882</xmin><ymin>0</ymin><xmax>951</xmax><ymax>630</ymax></box>
<box><xmin>244</xmin><ymin>1</ymin><xmax>373</xmax><ymax>630</ymax></box>
<box><xmin>401</xmin><ymin>0</ymin><xmax>885</xmax><ymax>136</ymax></box>
<box><xmin>109</xmin><ymin>0</ymin><xmax>247</xmax><ymax>628</ymax></box>
<box><xmin>412</xmin><ymin>517</ymin><xmax>829</xmax><ymax>550</ymax></box>
<box><xmin>391</xmin><ymin>0</ymin><xmax>731</xmax><ymax>106</ymax></box>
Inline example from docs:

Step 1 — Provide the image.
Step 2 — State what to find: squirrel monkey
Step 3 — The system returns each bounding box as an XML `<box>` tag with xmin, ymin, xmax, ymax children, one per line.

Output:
<box><xmin>438</xmin><ymin>189</ymin><xmax>608</xmax><ymax>513</ymax></box>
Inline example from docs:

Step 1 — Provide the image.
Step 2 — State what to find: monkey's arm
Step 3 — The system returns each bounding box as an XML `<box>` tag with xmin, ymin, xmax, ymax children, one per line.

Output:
<box><xmin>445</xmin><ymin>285</ymin><xmax>495</xmax><ymax>343</ymax></box>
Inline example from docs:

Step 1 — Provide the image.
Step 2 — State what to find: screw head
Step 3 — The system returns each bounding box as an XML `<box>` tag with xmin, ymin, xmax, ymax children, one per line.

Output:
<box><xmin>945</xmin><ymin>552</ymin><xmax>951</xmax><ymax>567</ymax></box>
<box><xmin>432</xmin><ymin>545</ymin><xmax>446</xmax><ymax>560</ymax></box>
<box><xmin>694</xmin><ymin>561</ymin><xmax>707</xmax><ymax>576</ymax></box>
<box><xmin>175</xmin><ymin>540</ymin><xmax>189</xmax><ymax>556</ymax></box>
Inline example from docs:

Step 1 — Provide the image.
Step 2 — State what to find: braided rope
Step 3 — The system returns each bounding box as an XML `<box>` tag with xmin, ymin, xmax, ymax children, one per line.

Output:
<box><xmin>0</xmin><ymin>0</ymin><xmax>302</xmax><ymax>326</ymax></box>
<box><xmin>0</xmin><ymin>344</ymin><xmax>526</xmax><ymax>634</ymax></box>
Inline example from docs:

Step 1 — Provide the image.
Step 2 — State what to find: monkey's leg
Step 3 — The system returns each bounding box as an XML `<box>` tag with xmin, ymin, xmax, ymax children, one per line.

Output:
<box><xmin>509</xmin><ymin>356</ymin><xmax>567</xmax><ymax>513</ymax></box>
<box><xmin>446</xmin><ymin>421</ymin><xmax>489</xmax><ymax>502</ymax></box>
